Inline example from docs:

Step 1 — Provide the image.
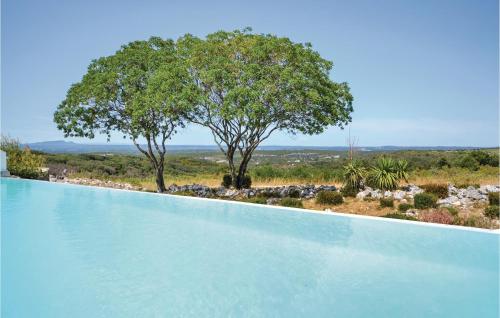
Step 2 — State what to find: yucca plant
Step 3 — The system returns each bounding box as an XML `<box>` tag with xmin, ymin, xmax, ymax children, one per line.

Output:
<box><xmin>342</xmin><ymin>161</ymin><xmax>366</xmax><ymax>190</ymax></box>
<box><xmin>368</xmin><ymin>157</ymin><xmax>398</xmax><ymax>190</ymax></box>
<box><xmin>394</xmin><ymin>159</ymin><xmax>409</xmax><ymax>182</ymax></box>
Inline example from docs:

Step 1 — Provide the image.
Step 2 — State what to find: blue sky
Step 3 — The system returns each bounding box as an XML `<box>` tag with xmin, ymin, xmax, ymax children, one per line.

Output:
<box><xmin>1</xmin><ymin>0</ymin><xmax>498</xmax><ymax>146</ymax></box>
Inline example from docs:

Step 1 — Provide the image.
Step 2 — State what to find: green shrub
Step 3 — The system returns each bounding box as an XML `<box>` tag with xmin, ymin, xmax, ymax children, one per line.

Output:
<box><xmin>420</xmin><ymin>184</ymin><xmax>448</xmax><ymax>199</ymax></box>
<box><xmin>0</xmin><ymin>137</ymin><xmax>45</xmax><ymax>179</ymax></box>
<box><xmin>240</xmin><ymin>175</ymin><xmax>252</xmax><ymax>189</ymax></box>
<box><xmin>445</xmin><ymin>206</ymin><xmax>459</xmax><ymax>216</ymax></box>
<box><xmin>340</xmin><ymin>186</ymin><xmax>358</xmax><ymax>198</ymax></box>
<box><xmin>437</xmin><ymin>157</ymin><xmax>450</xmax><ymax>168</ymax></box>
<box><xmin>221</xmin><ymin>174</ymin><xmax>232</xmax><ymax>188</ymax></box>
<box><xmin>173</xmin><ymin>190</ymin><xmax>196</xmax><ymax>197</ymax></box>
<box><xmin>368</xmin><ymin>157</ymin><xmax>398</xmax><ymax>190</ymax></box>
<box><xmin>379</xmin><ymin>198</ymin><xmax>394</xmax><ymax>208</ymax></box>
<box><xmin>342</xmin><ymin>161</ymin><xmax>366</xmax><ymax>190</ymax></box>
<box><xmin>414</xmin><ymin>193</ymin><xmax>437</xmax><ymax>209</ymax></box>
<box><xmin>243</xmin><ymin>197</ymin><xmax>267</xmax><ymax>205</ymax></box>
<box><xmin>383</xmin><ymin>213</ymin><xmax>417</xmax><ymax>221</ymax></box>
<box><xmin>280</xmin><ymin>198</ymin><xmax>303</xmax><ymax>208</ymax></box>
<box><xmin>484</xmin><ymin>205</ymin><xmax>499</xmax><ymax>219</ymax></box>
<box><xmin>316</xmin><ymin>191</ymin><xmax>343</xmax><ymax>205</ymax></box>
<box><xmin>488</xmin><ymin>192</ymin><xmax>499</xmax><ymax>206</ymax></box>
<box><xmin>457</xmin><ymin>155</ymin><xmax>479</xmax><ymax>171</ymax></box>
<box><xmin>398</xmin><ymin>203</ymin><xmax>413</xmax><ymax>212</ymax></box>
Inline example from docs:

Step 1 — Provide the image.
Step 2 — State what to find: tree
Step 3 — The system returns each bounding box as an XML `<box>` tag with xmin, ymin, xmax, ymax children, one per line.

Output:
<box><xmin>54</xmin><ymin>37</ymin><xmax>192</xmax><ymax>192</ymax></box>
<box><xmin>181</xmin><ymin>29</ymin><xmax>353</xmax><ymax>188</ymax></box>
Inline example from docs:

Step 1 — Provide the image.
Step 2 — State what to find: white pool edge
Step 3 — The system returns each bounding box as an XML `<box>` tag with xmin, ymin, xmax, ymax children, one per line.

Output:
<box><xmin>3</xmin><ymin>177</ymin><xmax>500</xmax><ymax>235</ymax></box>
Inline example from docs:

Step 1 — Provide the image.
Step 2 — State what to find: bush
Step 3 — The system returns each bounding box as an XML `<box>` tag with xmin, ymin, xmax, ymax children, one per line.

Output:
<box><xmin>455</xmin><ymin>215</ymin><xmax>492</xmax><ymax>229</ymax></box>
<box><xmin>240</xmin><ymin>175</ymin><xmax>252</xmax><ymax>189</ymax></box>
<box><xmin>420</xmin><ymin>184</ymin><xmax>448</xmax><ymax>199</ymax></box>
<box><xmin>420</xmin><ymin>210</ymin><xmax>454</xmax><ymax>225</ymax></box>
<box><xmin>221</xmin><ymin>174</ymin><xmax>232</xmax><ymax>188</ymax></box>
<box><xmin>398</xmin><ymin>203</ymin><xmax>413</xmax><ymax>212</ymax></box>
<box><xmin>414</xmin><ymin>193</ymin><xmax>437</xmax><ymax>209</ymax></box>
<box><xmin>0</xmin><ymin>137</ymin><xmax>45</xmax><ymax>179</ymax></box>
<box><xmin>340</xmin><ymin>186</ymin><xmax>358</xmax><ymax>198</ymax></box>
<box><xmin>316</xmin><ymin>191</ymin><xmax>343</xmax><ymax>205</ymax></box>
<box><xmin>342</xmin><ymin>161</ymin><xmax>366</xmax><ymax>190</ymax></box>
<box><xmin>457</xmin><ymin>155</ymin><xmax>479</xmax><ymax>171</ymax></box>
<box><xmin>444</xmin><ymin>206</ymin><xmax>459</xmax><ymax>216</ymax></box>
<box><xmin>488</xmin><ymin>192</ymin><xmax>499</xmax><ymax>206</ymax></box>
<box><xmin>455</xmin><ymin>183</ymin><xmax>480</xmax><ymax>189</ymax></box>
<box><xmin>244</xmin><ymin>197</ymin><xmax>267</xmax><ymax>205</ymax></box>
<box><xmin>484</xmin><ymin>205</ymin><xmax>499</xmax><ymax>219</ymax></box>
<box><xmin>379</xmin><ymin>198</ymin><xmax>394</xmax><ymax>208</ymax></box>
<box><xmin>383</xmin><ymin>213</ymin><xmax>417</xmax><ymax>221</ymax></box>
<box><xmin>280</xmin><ymin>198</ymin><xmax>303</xmax><ymax>208</ymax></box>
<box><xmin>437</xmin><ymin>157</ymin><xmax>450</xmax><ymax>169</ymax></box>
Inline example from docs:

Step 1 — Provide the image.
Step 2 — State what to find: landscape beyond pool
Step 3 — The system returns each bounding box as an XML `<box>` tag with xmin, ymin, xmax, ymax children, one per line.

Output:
<box><xmin>1</xmin><ymin>178</ymin><xmax>499</xmax><ymax>317</ymax></box>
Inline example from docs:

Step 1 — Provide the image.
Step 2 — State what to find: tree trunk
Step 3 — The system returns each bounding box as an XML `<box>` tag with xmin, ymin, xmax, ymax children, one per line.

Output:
<box><xmin>235</xmin><ymin>152</ymin><xmax>252</xmax><ymax>189</ymax></box>
<box><xmin>155</xmin><ymin>164</ymin><xmax>166</xmax><ymax>193</ymax></box>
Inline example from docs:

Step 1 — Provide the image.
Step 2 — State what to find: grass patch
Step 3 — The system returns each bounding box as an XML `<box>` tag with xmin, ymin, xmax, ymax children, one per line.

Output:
<box><xmin>316</xmin><ymin>191</ymin><xmax>343</xmax><ymax>205</ymax></box>
<box><xmin>280</xmin><ymin>198</ymin><xmax>304</xmax><ymax>208</ymax></box>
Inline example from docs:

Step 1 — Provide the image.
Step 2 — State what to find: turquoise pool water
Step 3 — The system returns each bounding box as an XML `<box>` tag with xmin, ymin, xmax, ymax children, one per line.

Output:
<box><xmin>1</xmin><ymin>178</ymin><xmax>499</xmax><ymax>317</ymax></box>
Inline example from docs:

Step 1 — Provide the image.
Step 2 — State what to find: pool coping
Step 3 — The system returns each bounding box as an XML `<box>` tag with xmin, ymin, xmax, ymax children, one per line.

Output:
<box><xmin>2</xmin><ymin>177</ymin><xmax>500</xmax><ymax>235</ymax></box>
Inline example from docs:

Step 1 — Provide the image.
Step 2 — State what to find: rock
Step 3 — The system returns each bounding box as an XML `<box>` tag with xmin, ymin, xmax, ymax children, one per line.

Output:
<box><xmin>356</xmin><ymin>189</ymin><xmax>371</xmax><ymax>200</ymax></box>
<box><xmin>266</xmin><ymin>198</ymin><xmax>280</xmax><ymax>205</ymax></box>
<box><xmin>393</xmin><ymin>190</ymin><xmax>406</xmax><ymax>200</ymax></box>
<box><xmin>405</xmin><ymin>209</ymin><xmax>419</xmax><ymax>217</ymax></box>
<box><xmin>437</xmin><ymin>196</ymin><xmax>459</xmax><ymax>206</ymax></box>
<box><xmin>384</xmin><ymin>190</ymin><xmax>392</xmax><ymax>198</ymax></box>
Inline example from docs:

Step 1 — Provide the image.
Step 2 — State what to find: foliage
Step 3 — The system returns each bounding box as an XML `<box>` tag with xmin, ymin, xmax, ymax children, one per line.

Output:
<box><xmin>484</xmin><ymin>205</ymin><xmax>499</xmax><ymax>219</ymax></box>
<box><xmin>488</xmin><ymin>192</ymin><xmax>499</xmax><ymax>206</ymax></box>
<box><xmin>437</xmin><ymin>157</ymin><xmax>450</xmax><ymax>169</ymax></box>
<box><xmin>342</xmin><ymin>161</ymin><xmax>366</xmax><ymax>190</ymax></box>
<box><xmin>0</xmin><ymin>137</ymin><xmax>45</xmax><ymax>179</ymax></box>
<box><xmin>316</xmin><ymin>191</ymin><xmax>343</xmax><ymax>205</ymax></box>
<box><xmin>420</xmin><ymin>210</ymin><xmax>453</xmax><ymax>225</ymax></box>
<box><xmin>280</xmin><ymin>198</ymin><xmax>304</xmax><ymax>208</ymax></box>
<box><xmin>239</xmin><ymin>175</ymin><xmax>252</xmax><ymax>189</ymax></box>
<box><xmin>382</xmin><ymin>213</ymin><xmax>417</xmax><ymax>221</ymax></box>
<box><xmin>340</xmin><ymin>186</ymin><xmax>358</xmax><ymax>197</ymax></box>
<box><xmin>420</xmin><ymin>184</ymin><xmax>448</xmax><ymax>199</ymax></box>
<box><xmin>222</xmin><ymin>174</ymin><xmax>232</xmax><ymax>188</ymax></box>
<box><xmin>243</xmin><ymin>197</ymin><xmax>267</xmax><ymax>205</ymax></box>
<box><xmin>444</xmin><ymin>206</ymin><xmax>459</xmax><ymax>216</ymax></box>
<box><xmin>181</xmin><ymin>28</ymin><xmax>353</xmax><ymax>188</ymax></box>
<box><xmin>456</xmin><ymin>155</ymin><xmax>479</xmax><ymax>171</ymax></box>
<box><xmin>53</xmin><ymin>37</ymin><xmax>195</xmax><ymax>192</ymax></box>
<box><xmin>394</xmin><ymin>159</ymin><xmax>409</xmax><ymax>182</ymax></box>
<box><xmin>398</xmin><ymin>203</ymin><xmax>413</xmax><ymax>212</ymax></box>
<box><xmin>455</xmin><ymin>215</ymin><xmax>493</xmax><ymax>229</ymax></box>
<box><xmin>413</xmin><ymin>193</ymin><xmax>437</xmax><ymax>209</ymax></box>
<box><xmin>470</xmin><ymin>150</ymin><xmax>499</xmax><ymax>167</ymax></box>
<box><xmin>367</xmin><ymin>157</ymin><xmax>399</xmax><ymax>190</ymax></box>
<box><xmin>379</xmin><ymin>198</ymin><xmax>394</xmax><ymax>208</ymax></box>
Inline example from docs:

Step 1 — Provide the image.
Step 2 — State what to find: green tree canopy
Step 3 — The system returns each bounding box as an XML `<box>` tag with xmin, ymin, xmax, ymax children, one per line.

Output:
<box><xmin>180</xmin><ymin>29</ymin><xmax>353</xmax><ymax>188</ymax></box>
<box><xmin>54</xmin><ymin>37</ymin><xmax>192</xmax><ymax>192</ymax></box>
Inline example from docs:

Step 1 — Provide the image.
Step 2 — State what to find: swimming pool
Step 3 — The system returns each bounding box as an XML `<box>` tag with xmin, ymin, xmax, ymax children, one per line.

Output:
<box><xmin>1</xmin><ymin>178</ymin><xmax>499</xmax><ymax>317</ymax></box>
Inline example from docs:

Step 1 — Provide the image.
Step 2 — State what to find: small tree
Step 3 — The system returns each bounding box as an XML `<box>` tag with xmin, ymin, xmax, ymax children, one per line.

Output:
<box><xmin>181</xmin><ymin>29</ymin><xmax>353</xmax><ymax>188</ymax></box>
<box><xmin>54</xmin><ymin>38</ymin><xmax>193</xmax><ymax>192</ymax></box>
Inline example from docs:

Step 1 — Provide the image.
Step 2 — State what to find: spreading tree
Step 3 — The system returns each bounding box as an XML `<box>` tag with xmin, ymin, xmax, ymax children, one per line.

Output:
<box><xmin>54</xmin><ymin>37</ymin><xmax>194</xmax><ymax>192</ymax></box>
<box><xmin>181</xmin><ymin>29</ymin><xmax>353</xmax><ymax>188</ymax></box>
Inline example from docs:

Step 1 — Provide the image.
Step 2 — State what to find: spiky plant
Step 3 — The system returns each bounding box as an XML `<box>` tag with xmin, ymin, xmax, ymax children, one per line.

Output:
<box><xmin>342</xmin><ymin>161</ymin><xmax>366</xmax><ymax>190</ymax></box>
<box><xmin>368</xmin><ymin>157</ymin><xmax>398</xmax><ymax>190</ymax></box>
<box><xmin>394</xmin><ymin>159</ymin><xmax>409</xmax><ymax>182</ymax></box>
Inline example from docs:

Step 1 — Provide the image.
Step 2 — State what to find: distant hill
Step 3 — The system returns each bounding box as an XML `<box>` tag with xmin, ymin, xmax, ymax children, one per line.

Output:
<box><xmin>22</xmin><ymin>140</ymin><xmax>485</xmax><ymax>154</ymax></box>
